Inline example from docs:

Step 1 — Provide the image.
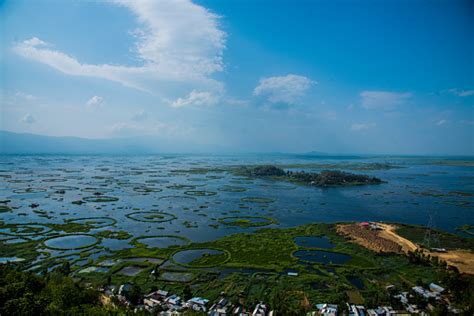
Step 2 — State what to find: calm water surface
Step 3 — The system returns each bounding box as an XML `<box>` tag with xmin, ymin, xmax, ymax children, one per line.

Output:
<box><xmin>1</xmin><ymin>154</ymin><xmax>472</xmax><ymax>251</ymax></box>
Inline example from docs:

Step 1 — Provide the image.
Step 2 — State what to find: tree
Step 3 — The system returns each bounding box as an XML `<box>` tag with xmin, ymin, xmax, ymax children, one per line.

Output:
<box><xmin>128</xmin><ymin>284</ymin><xmax>142</xmax><ymax>305</ymax></box>
<box><xmin>183</xmin><ymin>284</ymin><xmax>193</xmax><ymax>300</ymax></box>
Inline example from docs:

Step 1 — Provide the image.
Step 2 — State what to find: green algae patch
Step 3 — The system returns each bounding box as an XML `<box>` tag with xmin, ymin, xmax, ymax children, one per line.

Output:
<box><xmin>218</xmin><ymin>216</ymin><xmax>277</xmax><ymax>228</ymax></box>
<box><xmin>96</xmin><ymin>230</ymin><xmax>132</xmax><ymax>240</ymax></box>
<box><xmin>0</xmin><ymin>224</ymin><xmax>52</xmax><ymax>236</ymax></box>
<box><xmin>66</xmin><ymin>217</ymin><xmax>117</xmax><ymax>228</ymax></box>
<box><xmin>171</xmin><ymin>248</ymin><xmax>231</xmax><ymax>268</ymax></box>
<box><xmin>82</xmin><ymin>196</ymin><xmax>119</xmax><ymax>203</ymax></box>
<box><xmin>166</xmin><ymin>184</ymin><xmax>196</xmax><ymax>190</ymax></box>
<box><xmin>240</xmin><ymin>197</ymin><xmax>275</xmax><ymax>203</ymax></box>
<box><xmin>218</xmin><ymin>185</ymin><xmax>247</xmax><ymax>192</ymax></box>
<box><xmin>133</xmin><ymin>186</ymin><xmax>163</xmax><ymax>193</ymax></box>
<box><xmin>184</xmin><ymin>190</ymin><xmax>217</xmax><ymax>197</ymax></box>
<box><xmin>13</xmin><ymin>188</ymin><xmax>47</xmax><ymax>194</ymax></box>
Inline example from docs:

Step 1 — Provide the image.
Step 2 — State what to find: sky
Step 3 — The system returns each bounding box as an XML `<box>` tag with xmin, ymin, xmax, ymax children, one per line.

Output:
<box><xmin>1</xmin><ymin>0</ymin><xmax>473</xmax><ymax>155</ymax></box>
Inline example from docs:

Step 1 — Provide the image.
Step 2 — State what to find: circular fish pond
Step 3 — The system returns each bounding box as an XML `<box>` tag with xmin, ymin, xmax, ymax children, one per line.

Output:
<box><xmin>7</xmin><ymin>179</ymin><xmax>33</xmax><ymax>183</ymax></box>
<box><xmin>218</xmin><ymin>216</ymin><xmax>277</xmax><ymax>228</ymax></box>
<box><xmin>184</xmin><ymin>190</ymin><xmax>217</xmax><ymax>197</ymax></box>
<box><xmin>13</xmin><ymin>187</ymin><xmax>46</xmax><ymax>194</ymax></box>
<box><xmin>126</xmin><ymin>211</ymin><xmax>176</xmax><ymax>223</ymax></box>
<box><xmin>82</xmin><ymin>196</ymin><xmax>119</xmax><ymax>202</ymax></box>
<box><xmin>172</xmin><ymin>248</ymin><xmax>230</xmax><ymax>268</ymax></box>
<box><xmin>240</xmin><ymin>197</ymin><xmax>275</xmax><ymax>203</ymax></box>
<box><xmin>81</xmin><ymin>187</ymin><xmax>114</xmax><ymax>194</ymax></box>
<box><xmin>133</xmin><ymin>235</ymin><xmax>189</xmax><ymax>248</ymax></box>
<box><xmin>44</xmin><ymin>234</ymin><xmax>99</xmax><ymax>250</ymax></box>
<box><xmin>159</xmin><ymin>195</ymin><xmax>197</xmax><ymax>202</ymax></box>
<box><xmin>293</xmin><ymin>250</ymin><xmax>351</xmax><ymax>265</ymax></box>
<box><xmin>50</xmin><ymin>185</ymin><xmax>79</xmax><ymax>191</ymax></box>
<box><xmin>133</xmin><ymin>186</ymin><xmax>163</xmax><ymax>193</ymax></box>
<box><xmin>67</xmin><ymin>217</ymin><xmax>116</xmax><ymax>228</ymax></box>
<box><xmin>218</xmin><ymin>185</ymin><xmax>247</xmax><ymax>192</ymax></box>
<box><xmin>0</xmin><ymin>224</ymin><xmax>52</xmax><ymax>236</ymax></box>
<box><xmin>166</xmin><ymin>184</ymin><xmax>196</xmax><ymax>190</ymax></box>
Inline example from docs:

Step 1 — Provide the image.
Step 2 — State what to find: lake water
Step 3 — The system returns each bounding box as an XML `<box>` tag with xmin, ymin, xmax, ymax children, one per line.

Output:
<box><xmin>1</xmin><ymin>154</ymin><xmax>473</xmax><ymax>257</ymax></box>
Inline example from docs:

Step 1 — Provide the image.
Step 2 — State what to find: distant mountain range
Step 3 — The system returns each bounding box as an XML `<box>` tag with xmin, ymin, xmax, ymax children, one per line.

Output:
<box><xmin>0</xmin><ymin>130</ymin><xmax>159</xmax><ymax>154</ymax></box>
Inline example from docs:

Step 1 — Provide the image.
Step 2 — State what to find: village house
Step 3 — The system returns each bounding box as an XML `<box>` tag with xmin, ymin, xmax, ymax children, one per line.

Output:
<box><xmin>347</xmin><ymin>304</ymin><xmax>367</xmax><ymax>316</ymax></box>
<box><xmin>209</xmin><ymin>297</ymin><xmax>231</xmax><ymax>316</ymax></box>
<box><xmin>165</xmin><ymin>294</ymin><xmax>184</xmax><ymax>311</ymax></box>
<box><xmin>144</xmin><ymin>290</ymin><xmax>169</xmax><ymax>311</ymax></box>
<box><xmin>186</xmin><ymin>297</ymin><xmax>210</xmax><ymax>312</ymax></box>
<box><xmin>252</xmin><ymin>302</ymin><xmax>269</xmax><ymax>316</ymax></box>
<box><xmin>315</xmin><ymin>303</ymin><xmax>338</xmax><ymax>315</ymax></box>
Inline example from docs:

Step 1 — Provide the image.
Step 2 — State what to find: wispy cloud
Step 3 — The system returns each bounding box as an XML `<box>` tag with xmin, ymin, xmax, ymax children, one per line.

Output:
<box><xmin>254</xmin><ymin>74</ymin><xmax>314</xmax><ymax>105</ymax></box>
<box><xmin>360</xmin><ymin>91</ymin><xmax>412</xmax><ymax>110</ymax></box>
<box><xmin>350</xmin><ymin>122</ymin><xmax>376</xmax><ymax>131</ymax></box>
<box><xmin>86</xmin><ymin>96</ymin><xmax>104</xmax><ymax>109</ymax></box>
<box><xmin>15</xmin><ymin>91</ymin><xmax>36</xmax><ymax>101</ymax></box>
<box><xmin>447</xmin><ymin>88</ymin><xmax>474</xmax><ymax>97</ymax></box>
<box><xmin>13</xmin><ymin>0</ymin><xmax>226</xmax><ymax>99</ymax></box>
<box><xmin>171</xmin><ymin>90</ymin><xmax>218</xmax><ymax>108</ymax></box>
<box><xmin>20</xmin><ymin>113</ymin><xmax>36</xmax><ymax>124</ymax></box>
<box><xmin>436</xmin><ymin>119</ymin><xmax>448</xmax><ymax>126</ymax></box>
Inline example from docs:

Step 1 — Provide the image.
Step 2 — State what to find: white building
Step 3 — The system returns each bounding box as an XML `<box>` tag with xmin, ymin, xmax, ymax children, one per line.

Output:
<box><xmin>315</xmin><ymin>303</ymin><xmax>338</xmax><ymax>316</ymax></box>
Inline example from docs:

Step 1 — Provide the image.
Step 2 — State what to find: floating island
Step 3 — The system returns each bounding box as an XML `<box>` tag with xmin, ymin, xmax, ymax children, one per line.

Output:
<box><xmin>236</xmin><ymin>165</ymin><xmax>383</xmax><ymax>186</ymax></box>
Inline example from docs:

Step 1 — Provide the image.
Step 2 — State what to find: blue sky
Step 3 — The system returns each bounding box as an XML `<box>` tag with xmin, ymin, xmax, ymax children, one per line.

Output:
<box><xmin>1</xmin><ymin>0</ymin><xmax>473</xmax><ymax>154</ymax></box>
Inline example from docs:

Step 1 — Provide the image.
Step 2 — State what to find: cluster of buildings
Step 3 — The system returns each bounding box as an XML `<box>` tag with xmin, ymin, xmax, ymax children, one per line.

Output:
<box><xmin>359</xmin><ymin>222</ymin><xmax>383</xmax><ymax>231</ymax></box>
<box><xmin>207</xmin><ymin>298</ymin><xmax>273</xmax><ymax>316</ymax></box>
<box><xmin>392</xmin><ymin>282</ymin><xmax>459</xmax><ymax>314</ymax></box>
<box><xmin>105</xmin><ymin>280</ymin><xmax>459</xmax><ymax>315</ymax></box>
<box><xmin>142</xmin><ymin>289</ymin><xmax>209</xmax><ymax>313</ymax></box>
<box><xmin>312</xmin><ymin>282</ymin><xmax>459</xmax><ymax>316</ymax></box>
<box><xmin>313</xmin><ymin>303</ymin><xmax>407</xmax><ymax>316</ymax></box>
<box><xmin>107</xmin><ymin>283</ymin><xmax>275</xmax><ymax>315</ymax></box>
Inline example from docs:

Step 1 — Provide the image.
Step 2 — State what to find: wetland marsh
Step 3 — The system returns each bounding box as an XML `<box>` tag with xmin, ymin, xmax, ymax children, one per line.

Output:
<box><xmin>1</xmin><ymin>154</ymin><xmax>473</xmax><ymax>310</ymax></box>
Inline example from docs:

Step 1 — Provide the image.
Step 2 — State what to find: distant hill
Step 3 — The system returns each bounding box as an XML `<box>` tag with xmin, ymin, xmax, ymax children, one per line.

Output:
<box><xmin>0</xmin><ymin>130</ymin><xmax>233</xmax><ymax>154</ymax></box>
<box><xmin>0</xmin><ymin>130</ymin><xmax>155</xmax><ymax>154</ymax></box>
<box><xmin>304</xmin><ymin>151</ymin><xmax>331</xmax><ymax>156</ymax></box>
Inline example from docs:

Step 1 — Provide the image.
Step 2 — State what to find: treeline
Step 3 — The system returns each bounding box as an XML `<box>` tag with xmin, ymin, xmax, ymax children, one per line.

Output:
<box><xmin>241</xmin><ymin>165</ymin><xmax>382</xmax><ymax>186</ymax></box>
<box><xmin>0</xmin><ymin>264</ymin><xmax>117</xmax><ymax>315</ymax></box>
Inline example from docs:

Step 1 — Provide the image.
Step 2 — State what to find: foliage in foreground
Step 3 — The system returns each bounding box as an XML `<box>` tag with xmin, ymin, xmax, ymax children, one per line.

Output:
<box><xmin>0</xmin><ymin>264</ymin><xmax>115</xmax><ymax>315</ymax></box>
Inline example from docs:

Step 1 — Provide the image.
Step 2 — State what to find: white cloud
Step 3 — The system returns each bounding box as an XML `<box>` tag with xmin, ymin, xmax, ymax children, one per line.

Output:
<box><xmin>360</xmin><ymin>91</ymin><xmax>412</xmax><ymax>110</ymax></box>
<box><xmin>13</xmin><ymin>0</ymin><xmax>226</xmax><ymax>97</ymax></box>
<box><xmin>436</xmin><ymin>119</ymin><xmax>447</xmax><ymax>126</ymax></box>
<box><xmin>350</xmin><ymin>122</ymin><xmax>376</xmax><ymax>131</ymax></box>
<box><xmin>460</xmin><ymin>119</ymin><xmax>474</xmax><ymax>125</ymax></box>
<box><xmin>15</xmin><ymin>91</ymin><xmax>36</xmax><ymax>101</ymax></box>
<box><xmin>171</xmin><ymin>90</ymin><xmax>218</xmax><ymax>108</ymax></box>
<box><xmin>86</xmin><ymin>96</ymin><xmax>104</xmax><ymax>109</ymax></box>
<box><xmin>447</xmin><ymin>88</ymin><xmax>474</xmax><ymax>97</ymax></box>
<box><xmin>253</xmin><ymin>74</ymin><xmax>314</xmax><ymax>105</ymax></box>
<box><xmin>20</xmin><ymin>113</ymin><xmax>36</xmax><ymax>124</ymax></box>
